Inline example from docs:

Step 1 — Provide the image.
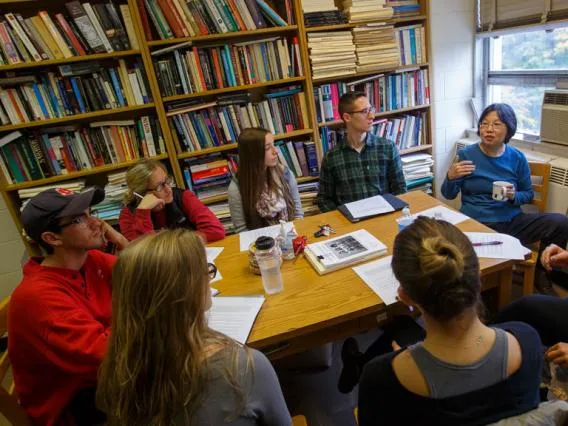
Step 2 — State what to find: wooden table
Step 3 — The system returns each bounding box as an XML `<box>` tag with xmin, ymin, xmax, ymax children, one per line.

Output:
<box><xmin>211</xmin><ymin>191</ymin><xmax>514</xmax><ymax>359</ymax></box>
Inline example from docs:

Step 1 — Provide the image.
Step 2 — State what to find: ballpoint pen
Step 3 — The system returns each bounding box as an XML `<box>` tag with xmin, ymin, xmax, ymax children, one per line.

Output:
<box><xmin>472</xmin><ymin>241</ymin><xmax>503</xmax><ymax>247</ymax></box>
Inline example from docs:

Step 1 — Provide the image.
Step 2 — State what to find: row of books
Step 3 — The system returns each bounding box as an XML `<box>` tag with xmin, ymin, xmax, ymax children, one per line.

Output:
<box><xmin>307</xmin><ymin>31</ymin><xmax>356</xmax><ymax>80</ymax></box>
<box><xmin>353</xmin><ymin>25</ymin><xmax>399</xmax><ymax>72</ymax></box>
<box><xmin>370</xmin><ymin>112</ymin><xmax>427</xmax><ymax>150</ymax></box>
<box><xmin>275</xmin><ymin>140</ymin><xmax>319</xmax><ymax>178</ymax></box>
<box><xmin>152</xmin><ymin>36</ymin><xmax>302</xmax><ymax>96</ymax></box>
<box><xmin>168</xmin><ymin>88</ymin><xmax>309</xmax><ymax>152</ymax></box>
<box><xmin>0</xmin><ymin>116</ymin><xmax>164</xmax><ymax>184</ymax></box>
<box><xmin>182</xmin><ymin>153</ymin><xmax>236</xmax><ymax>202</ymax></box>
<box><xmin>314</xmin><ymin>69</ymin><xmax>429</xmax><ymax>123</ymax></box>
<box><xmin>342</xmin><ymin>0</ymin><xmax>394</xmax><ymax>24</ymax></box>
<box><xmin>385</xmin><ymin>0</ymin><xmax>421</xmax><ymax>17</ymax></box>
<box><xmin>395</xmin><ymin>24</ymin><xmax>426</xmax><ymax>66</ymax></box>
<box><xmin>0</xmin><ymin>2</ymin><xmax>138</xmax><ymax>65</ymax></box>
<box><xmin>18</xmin><ymin>180</ymin><xmax>85</xmax><ymax>201</ymax></box>
<box><xmin>140</xmin><ymin>0</ymin><xmax>294</xmax><ymax>40</ymax></box>
<box><xmin>0</xmin><ymin>59</ymin><xmax>151</xmax><ymax>125</ymax></box>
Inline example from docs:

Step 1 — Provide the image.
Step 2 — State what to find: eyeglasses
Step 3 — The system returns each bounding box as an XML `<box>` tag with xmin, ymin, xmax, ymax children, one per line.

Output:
<box><xmin>348</xmin><ymin>106</ymin><xmax>376</xmax><ymax>116</ymax></box>
<box><xmin>149</xmin><ymin>176</ymin><xmax>174</xmax><ymax>193</ymax></box>
<box><xmin>480</xmin><ymin>122</ymin><xmax>505</xmax><ymax>130</ymax></box>
<box><xmin>58</xmin><ymin>210</ymin><xmax>99</xmax><ymax>229</ymax></box>
<box><xmin>208</xmin><ymin>263</ymin><xmax>218</xmax><ymax>281</ymax></box>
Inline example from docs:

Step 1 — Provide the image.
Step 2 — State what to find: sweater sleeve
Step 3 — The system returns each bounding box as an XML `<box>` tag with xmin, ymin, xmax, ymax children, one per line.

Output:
<box><xmin>513</xmin><ymin>154</ymin><xmax>534</xmax><ymax>206</ymax></box>
<box><xmin>389</xmin><ymin>143</ymin><xmax>407</xmax><ymax>195</ymax></box>
<box><xmin>228</xmin><ymin>180</ymin><xmax>248</xmax><ymax>233</ymax></box>
<box><xmin>118</xmin><ymin>205</ymin><xmax>155</xmax><ymax>241</ymax></box>
<box><xmin>284</xmin><ymin>168</ymin><xmax>304</xmax><ymax>219</ymax></box>
<box><xmin>316</xmin><ymin>155</ymin><xmax>338</xmax><ymax>213</ymax></box>
<box><xmin>181</xmin><ymin>190</ymin><xmax>225</xmax><ymax>242</ymax></box>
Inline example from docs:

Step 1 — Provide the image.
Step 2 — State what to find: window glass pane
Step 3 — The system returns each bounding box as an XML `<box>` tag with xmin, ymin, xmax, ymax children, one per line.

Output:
<box><xmin>490</xmin><ymin>27</ymin><xmax>568</xmax><ymax>71</ymax></box>
<box><xmin>488</xmin><ymin>84</ymin><xmax>555</xmax><ymax>135</ymax></box>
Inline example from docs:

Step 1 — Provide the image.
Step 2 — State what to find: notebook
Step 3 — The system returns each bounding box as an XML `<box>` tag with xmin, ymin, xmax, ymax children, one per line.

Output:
<box><xmin>338</xmin><ymin>194</ymin><xmax>408</xmax><ymax>223</ymax></box>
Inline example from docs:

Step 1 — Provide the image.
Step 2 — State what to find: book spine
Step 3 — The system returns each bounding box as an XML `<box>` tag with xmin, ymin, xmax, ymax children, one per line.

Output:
<box><xmin>120</xmin><ymin>4</ymin><xmax>140</xmax><ymax>49</ymax></box>
<box><xmin>38</xmin><ymin>11</ymin><xmax>74</xmax><ymax>58</ymax></box>
<box><xmin>31</xmin><ymin>16</ymin><xmax>64</xmax><ymax>59</ymax></box>
<box><xmin>5</xmin><ymin>13</ymin><xmax>42</xmax><ymax>61</ymax></box>
<box><xmin>54</xmin><ymin>14</ymin><xmax>87</xmax><ymax>55</ymax></box>
<box><xmin>82</xmin><ymin>2</ymin><xmax>114</xmax><ymax>52</ymax></box>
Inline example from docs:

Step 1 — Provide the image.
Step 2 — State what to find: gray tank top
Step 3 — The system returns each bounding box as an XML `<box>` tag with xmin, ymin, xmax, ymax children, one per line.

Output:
<box><xmin>409</xmin><ymin>328</ymin><xmax>509</xmax><ymax>399</ymax></box>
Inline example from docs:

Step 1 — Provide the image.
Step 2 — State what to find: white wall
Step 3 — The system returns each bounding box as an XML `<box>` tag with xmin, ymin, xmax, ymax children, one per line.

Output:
<box><xmin>429</xmin><ymin>0</ymin><xmax>476</xmax><ymax>206</ymax></box>
<box><xmin>0</xmin><ymin>195</ymin><xmax>25</xmax><ymax>299</ymax></box>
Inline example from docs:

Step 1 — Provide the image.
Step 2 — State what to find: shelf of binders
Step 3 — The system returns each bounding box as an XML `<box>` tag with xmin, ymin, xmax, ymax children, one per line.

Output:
<box><xmin>312</xmin><ymin>63</ymin><xmax>429</xmax><ymax>84</ymax></box>
<box><xmin>147</xmin><ymin>25</ymin><xmax>299</xmax><ymax>47</ymax></box>
<box><xmin>162</xmin><ymin>77</ymin><xmax>306</xmax><ymax>103</ymax></box>
<box><xmin>176</xmin><ymin>128</ymin><xmax>314</xmax><ymax>159</ymax></box>
<box><xmin>304</xmin><ymin>15</ymin><xmax>427</xmax><ymax>33</ymax></box>
<box><xmin>0</xmin><ymin>50</ymin><xmax>142</xmax><ymax>72</ymax></box>
<box><xmin>4</xmin><ymin>153</ymin><xmax>168</xmax><ymax>191</ymax></box>
<box><xmin>318</xmin><ymin>104</ymin><xmax>431</xmax><ymax>128</ymax></box>
<box><xmin>0</xmin><ymin>104</ymin><xmax>156</xmax><ymax>132</ymax></box>
<box><xmin>399</xmin><ymin>143</ymin><xmax>432</xmax><ymax>156</ymax></box>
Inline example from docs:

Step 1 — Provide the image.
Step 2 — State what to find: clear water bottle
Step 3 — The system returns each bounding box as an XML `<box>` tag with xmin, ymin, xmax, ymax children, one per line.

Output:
<box><xmin>396</xmin><ymin>207</ymin><xmax>414</xmax><ymax>231</ymax></box>
<box><xmin>254</xmin><ymin>236</ymin><xmax>284</xmax><ymax>295</ymax></box>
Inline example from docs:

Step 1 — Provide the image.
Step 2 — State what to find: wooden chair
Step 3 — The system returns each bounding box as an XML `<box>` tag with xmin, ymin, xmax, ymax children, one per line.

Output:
<box><xmin>0</xmin><ymin>297</ymin><xmax>32</xmax><ymax>426</ymax></box>
<box><xmin>292</xmin><ymin>414</ymin><xmax>308</xmax><ymax>425</ymax></box>
<box><xmin>515</xmin><ymin>161</ymin><xmax>551</xmax><ymax>295</ymax></box>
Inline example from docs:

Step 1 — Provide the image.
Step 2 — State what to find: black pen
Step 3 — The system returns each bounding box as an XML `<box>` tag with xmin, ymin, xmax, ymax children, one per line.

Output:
<box><xmin>472</xmin><ymin>241</ymin><xmax>503</xmax><ymax>247</ymax></box>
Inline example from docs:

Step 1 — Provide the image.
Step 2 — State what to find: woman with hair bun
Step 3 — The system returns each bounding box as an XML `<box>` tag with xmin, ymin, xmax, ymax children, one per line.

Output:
<box><xmin>351</xmin><ymin>218</ymin><xmax>542</xmax><ymax>425</ymax></box>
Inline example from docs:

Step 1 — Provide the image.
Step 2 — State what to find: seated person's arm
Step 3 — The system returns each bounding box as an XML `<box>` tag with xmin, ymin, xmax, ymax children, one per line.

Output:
<box><xmin>546</xmin><ymin>342</ymin><xmax>568</xmax><ymax>367</ymax></box>
<box><xmin>228</xmin><ymin>182</ymin><xmax>248</xmax><ymax>233</ymax></box>
<box><xmin>287</xmin><ymin>171</ymin><xmax>304</xmax><ymax>219</ymax></box>
<box><xmin>441</xmin><ymin>155</ymin><xmax>474</xmax><ymax>199</ymax></box>
<box><xmin>358</xmin><ymin>356</ymin><xmax>400</xmax><ymax>426</ymax></box>
<box><xmin>510</xmin><ymin>157</ymin><xmax>534</xmax><ymax>206</ymax></box>
<box><xmin>182</xmin><ymin>190</ymin><xmax>225</xmax><ymax>242</ymax></box>
<box><xmin>542</xmin><ymin>244</ymin><xmax>568</xmax><ymax>270</ymax></box>
<box><xmin>388</xmin><ymin>144</ymin><xmax>407</xmax><ymax>195</ymax></box>
<box><xmin>118</xmin><ymin>195</ymin><xmax>161</xmax><ymax>241</ymax></box>
<box><xmin>316</xmin><ymin>157</ymin><xmax>338</xmax><ymax>212</ymax></box>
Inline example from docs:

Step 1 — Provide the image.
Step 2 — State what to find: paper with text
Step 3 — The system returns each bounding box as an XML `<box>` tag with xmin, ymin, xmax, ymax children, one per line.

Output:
<box><xmin>345</xmin><ymin>195</ymin><xmax>395</xmax><ymax>219</ymax></box>
<box><xmin>465</xmin><ymin>232</ymin><xmax>531</xmax><ymax>260</ymax></box>
<box><xmin>413</xmin><ymin>206</ymin><xmax>470</xmax><ymax>225</ymax></box>
<box><xmin>353</xmin><ymin>256</ymin><xmax>399</xmax><ymax>305</ymax></box>
<box><xmin>239</xmin><ymin>222</ymin><xmax>295</xmax><ymax>252</ymax></box>
<box><xmin>207</xmin><ymin>296</ymin><xmax>265</xmax><ymax>344</ymax></box>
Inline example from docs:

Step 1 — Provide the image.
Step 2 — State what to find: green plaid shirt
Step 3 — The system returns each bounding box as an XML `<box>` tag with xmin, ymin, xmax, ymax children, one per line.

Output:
<box><xmin>317</xmin><ymin>133</ymin><xmax>407</xmax><ymax>212</ymax></box>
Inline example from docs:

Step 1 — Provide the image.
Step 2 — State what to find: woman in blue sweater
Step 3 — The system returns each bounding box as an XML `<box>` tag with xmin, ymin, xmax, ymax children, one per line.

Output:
<box><xmin>441</xmin><ymin>103</ymin><xmax>568</xmax><ymax>294</ymax></box>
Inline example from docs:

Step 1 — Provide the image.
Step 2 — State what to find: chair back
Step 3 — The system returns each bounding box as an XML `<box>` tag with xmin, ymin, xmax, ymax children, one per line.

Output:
<box><xmin>528</xmin><ymin>161</ymin><xmax>551</xmax><ymax>213</ymax></box>
<box><xmin>0</xmin><ymin>297</ymin><xmax>32</xmax><ymax>426</ymax></box>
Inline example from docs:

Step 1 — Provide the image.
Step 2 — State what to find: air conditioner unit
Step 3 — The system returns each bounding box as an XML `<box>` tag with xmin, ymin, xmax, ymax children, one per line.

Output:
<box><xmin>540</xmin><ymin>90</ymin><xmax>568</xmax><ymax>147</ymax></box>
<box><xmin>549</xmin><ymin>157</ymin><xmax>568</xmax><ymax>215</ymax></box>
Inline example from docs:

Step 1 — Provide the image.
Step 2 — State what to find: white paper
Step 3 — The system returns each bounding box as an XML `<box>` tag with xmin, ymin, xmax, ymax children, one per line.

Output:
<box><xmin>207</xmin><ymin>296</ymin><xmax>265</xmax><ymax>344</ymax></box>
<box><xmin>345</xmin><ymin>195</ymin><xmax>395</xmax><ymax>219</ymax></box>
<box><xmin>413</xmin><ymin>206</ymin><xmax>470</xmax><ymax>225</ymax></box>
<box><xmin>353</xmin><ymin>256</ymin><xmax>399</xmax><ymax>305</ymax></box>
<box><xmin>239</xmin><ymin>222</ymin><xmax>295</xmax><ymax>252</ymax></box>
<box><xmin>211</xmin><ymin>287</ymin><xmax>219</xmax><ymax>296</ymax></box>
<box><xmin>206</xmin><ymin>247</ymin><xmax>224</xmax><ymax>262</ymax></box>
<box><xmin>464</xmin><ymin>232</ymin><xmax>531</xmax><ymax>260</ymax></box>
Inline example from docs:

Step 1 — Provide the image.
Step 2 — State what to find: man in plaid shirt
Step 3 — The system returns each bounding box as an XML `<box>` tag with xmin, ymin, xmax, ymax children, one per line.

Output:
<box><xmin>317</xmin><ymin>91</ymin><xmax>407</xmax><ymax>212</ymax></box>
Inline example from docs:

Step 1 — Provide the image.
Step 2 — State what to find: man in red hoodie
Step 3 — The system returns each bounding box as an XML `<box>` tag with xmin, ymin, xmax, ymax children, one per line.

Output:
<box><xmin>8</xmin><ymin>187</ymin><xmax>128</xmax><ymax>426</ymax></box>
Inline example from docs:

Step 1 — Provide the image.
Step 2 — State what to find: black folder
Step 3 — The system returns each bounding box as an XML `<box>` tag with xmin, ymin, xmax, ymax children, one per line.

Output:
<box><xmin>338</xmin><ymin>194</ymin><xmax>409</xmax><ymax>223</ymax></box>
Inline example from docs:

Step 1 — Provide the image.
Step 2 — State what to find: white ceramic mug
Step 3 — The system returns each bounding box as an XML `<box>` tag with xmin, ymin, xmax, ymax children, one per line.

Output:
<box><xmin>492</xmin><ymin>181</ymin><xmax>512</xmax><ymax>201</ymax></box>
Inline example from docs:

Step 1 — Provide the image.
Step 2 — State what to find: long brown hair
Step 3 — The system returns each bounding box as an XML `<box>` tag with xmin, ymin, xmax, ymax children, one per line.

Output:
<box><xmin>237</xmin><ymin>128</ymin><xmax>295</xmax><ymax>229</ymax></box>
<box><xmin>97</xmin><ymin>229</ymin><xmax>249</xmax><ymax>425</ymax></box>
<box><xmin>391</xmin><ymin>217</ymin><xmax>480</xmax><ymax>321</ymax></box>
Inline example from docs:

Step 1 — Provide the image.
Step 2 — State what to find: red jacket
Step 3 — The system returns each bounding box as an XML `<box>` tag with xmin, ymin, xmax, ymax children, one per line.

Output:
<box><xmin>8</xmin><ymin>250</ymin><xmax>116</xmax><ymax>426</ymax></box>
<box><xmin>118</xmin><ymin>189</ymin><xmax>225</xmax><ymax>242</ymax></box>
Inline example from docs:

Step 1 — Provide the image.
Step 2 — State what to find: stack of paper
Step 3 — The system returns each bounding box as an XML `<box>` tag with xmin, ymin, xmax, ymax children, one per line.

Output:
<box><xmin>465</xmin><ymin>232</ymin><xmax>531</xmax><ymax>260</ymax></box>
<box><xmin>303</xmin><ymin>0</ymin><xmax>338</xmax><ymax>13</ymax></box>
<box><xmin>18</xmin><ymin>180</ymin><xmax>85</xmax><ymax>202</ymax></box>
<box><xmin>342</xmin><ymin>0</ymin><xmax>394</xmax><ymax>23</ymax></box>
<box><xmin>308</xmin><ymin>31</ymin><xmax>356</xmax><ymax>80</ymax></box>
<box><xmin>401</xmin><ymin>153</ymin><xmax>434</xmax><ymax>193</ymax></box>
<box><xmin>208</xmin><ymin>201</ymin><xmax>234</xmax><ymax>235</ymax></box>
<box><xmin>92</xmin><ymin>171</ymin><xmax>127</xmax><ymax>221</ymax></box>
<box><xmin>298</xmin><ymin>181</ymin><xmax>320</xmax><ymax>216</ymax></box>
<box><xmin>207</xmin><ymin>296</ymin><xmax>265</xmax><ymax>344</ymax></box>
<box><xmin>353</xmin><ymin>25</ymin><xmax>400</xmax><ymax>72</ymax></box>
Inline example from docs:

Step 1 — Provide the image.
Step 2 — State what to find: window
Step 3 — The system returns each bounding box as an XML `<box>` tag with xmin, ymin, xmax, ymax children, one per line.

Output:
<box><xmin>483</xmin><ymin>27</ymin><xmax>568</xmax><ymax>137</ymax></box>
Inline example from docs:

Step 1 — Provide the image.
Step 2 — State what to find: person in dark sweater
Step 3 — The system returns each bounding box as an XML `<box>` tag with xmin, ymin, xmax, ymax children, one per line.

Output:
<box><xmin>357</xmin><ymin>217</ymin><xmax>543</xmax><ymax>426</ymax></box>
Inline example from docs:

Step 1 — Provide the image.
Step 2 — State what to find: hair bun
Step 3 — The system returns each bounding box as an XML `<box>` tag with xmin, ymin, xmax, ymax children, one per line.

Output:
<box><xmin>419</xmin><ymin>236</ymin><xmax>465</xmax><ymax>282</ymax></box>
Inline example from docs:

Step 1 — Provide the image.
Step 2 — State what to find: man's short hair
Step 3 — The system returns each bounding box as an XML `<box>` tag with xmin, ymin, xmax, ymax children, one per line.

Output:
<box><xmin>338</xmin><ymin>91</ymin><xmax>368</xmax><ymax>121</ymax></box>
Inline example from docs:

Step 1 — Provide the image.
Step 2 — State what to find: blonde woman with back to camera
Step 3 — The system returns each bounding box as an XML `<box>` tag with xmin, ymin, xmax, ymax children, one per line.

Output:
<box><xmin>97</xmin><ymin>229</ymin><xmax>292</xmax><ymax>426</ymax></box>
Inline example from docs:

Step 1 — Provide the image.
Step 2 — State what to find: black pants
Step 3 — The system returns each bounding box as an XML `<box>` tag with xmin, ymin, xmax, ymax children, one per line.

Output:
<box><xmin>485</xmin><ymin>212</ymin><xmax>568</xmax><ymax>269</ymax></box>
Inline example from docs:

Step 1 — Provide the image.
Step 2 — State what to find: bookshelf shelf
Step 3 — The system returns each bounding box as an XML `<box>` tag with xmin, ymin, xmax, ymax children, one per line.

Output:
<box><xmin>201</xmin><ymin>194</ymin><xmax>228</xmax><ymax>205</ymax></box>
<box><xmin>312</xmin><ymin>63</ymin><xmax>430</xmax><ymax>84</ymax></box>
<box><xmin>5</xmin><ymin>154</ymin><xmax>169</xmax><ymax>192</ymax></box>
<box><xmin>400</xmin><ymin>144</ymin><xmax>432</xmax><ymax>155</ymax></box>
<box><xmin>304</xmin><ymin>15</ymin><xmax>427</xmax><ymax>33</ymax></box>
<box><xmin>0</xmin><ymin>50</ymin><xmax>142</xmax><ymax>72</ymax></box>
<box><xmin>147</xmin><ymin>26</ymin><xmax>299</xmax><ymax>47</ymax></box>
<box><xmin>176</xmin><ymin>129</ymin><xmax>314</xmax><ymax>159</ymax></box>
<box><xmin>0</xmin><ymin>104</ymin><xmax>156</xmax><ymax>133</ymax></box>
<box><xmin>162</xmin><ymin>77</ymin><xmax>307</xmax><ymax>103</ymax></box>
<box><xmin>297</xmin><ymin>176</ymin><xmax>319</xmax><ymax>183</ymax></box>
<box><xmin>318</xmin><ymin>105</ymin><xmax>431</xmax><ymax>127</ymax></box>
<box><xmin>306</xmin><ymin>24</ymin><xmax>354</xmax><ymax>32</ymax></box>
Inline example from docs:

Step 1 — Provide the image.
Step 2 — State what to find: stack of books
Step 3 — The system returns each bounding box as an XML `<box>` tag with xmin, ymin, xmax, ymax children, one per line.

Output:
<box><xmin>307</xmin><ymin>31</ymin><xmax>355</xmax><ymax>80</ymax></box>
<box><xmin>0</xmin><ymin>2</ymin><xmax>138</xmax><ymax>65</ymax></box>
<box><xmin>352</xmin><ymin>25</ymin><xmax>400</xmax><ymax>72</ymax></box>
<box><xmin>0</xmin><ymin>116</ymin><xmax>164</xmax><ymax>184</ymax></box>
<box><xmin>152</xmin><ymin>36</ymin><xmax>302</xmax><ymax>96</ymax></box>
<box><xmin>207</xmin><ymin>201</ymin><xmax>234</xmax><ymax>235</ymax></box>
<box><xmin>168</xmin><ymin>87</ymin><xmax>309</xmax><ymax>152</ymax></box>
<box><xmin>370</xmin><ymin>112</ymin><xmax>427</xmax><ymax>150</ymax></box>
<box><xmin>394</xmin><ymin>24</ymin><xmax>426</xmax><ymax>66</ymax></box>
<box><xmin>140</xmin><ymin>0</ymin><xmax>294</xmax><ymax>40</ymax></box>
<box><xmin>298</xmin><ymin>181</ymin><xmax>319</xmax><ymax>216</ymax></box>
<box><xmin>182</xmin><ymin>154</ymin><xmax>234</xmax><ymax>202</ymax></box>
<box><xmin>303</xmin><ymin>0</ymin><xmax>347</xmax><ymax>27</ymax></box>
<box><xmin>347</xmin><ymin>68</ymin><xmax>430</xmax><ymax>112</ymax></box>
<box><xmin>341</xmin><ymin>0</ymin><xmax>393</xmax><ymax>23</ymax></box>
<box><xmin>274</xmin><ymin>140</ymin><xmax>319</xmax><ymax>178</ymax></box>
<box><xmin>386</xmin><ymin>0</ymin><xmax>421</xmax><ymax>17</ymax></box>
<box><xmin>93</xmin><ymin>171</ymin><xmax>127</xmax><ymax>221</ymax></box>
<box><xmin>18</xmin><ymin>180</ymin><xmax>85</xmax><ymax>202</ymax></box>
<box><xmin>401</xmin><ymin>153</ymin><xmax>433</xmax><ymax>193</ymax></box>
<box><xmin>0</xmin><ymin>59</ymin><xmax>150</xmax><ymax>125</ymax></box>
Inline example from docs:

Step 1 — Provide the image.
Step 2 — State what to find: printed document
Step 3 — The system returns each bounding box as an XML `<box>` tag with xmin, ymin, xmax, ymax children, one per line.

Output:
<box><xmin>413</xmin><ymin>206</ymin><xmax>470</xmax><ymax>225</ymax></box>
<box><xmin>353</xmin><ymin>256</ymin><xmax>399</xmax><ymax>305</ymax></box>
<box><xmin>465</xmin><ymin>232</ymin><xmax>531</xmax><ymax>260</ymax></box>
<box><xmin>344</xmin><ymin>195</ymin><xmax>395</xmax><ymax>219</ymax></box>
<box><xmin>207</xmin><ymin>296</ymin><xmax>265</xmax><ymax>344</ymax></box>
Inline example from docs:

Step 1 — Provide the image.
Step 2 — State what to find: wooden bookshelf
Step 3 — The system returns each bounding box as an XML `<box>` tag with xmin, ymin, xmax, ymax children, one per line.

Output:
<box><xmin>400</xmin><ymin>144</ymin><xmax>432</xmax><ymax>156</ymax></box>
<box><xmin>312</xmin><ymin>63</ymin><xmax>430</xmax><ymax>84</ymax></box>
<box><xmin>318</xmin><ymin>105</ymin><xmax>431</xmax><ymax>127</ymax></box>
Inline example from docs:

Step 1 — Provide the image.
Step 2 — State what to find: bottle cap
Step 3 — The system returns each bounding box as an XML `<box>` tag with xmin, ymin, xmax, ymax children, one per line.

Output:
<box><xmin>255</xmin><ymin>236</ymin><xmax>275</xmax><ymax>250</ymax></box>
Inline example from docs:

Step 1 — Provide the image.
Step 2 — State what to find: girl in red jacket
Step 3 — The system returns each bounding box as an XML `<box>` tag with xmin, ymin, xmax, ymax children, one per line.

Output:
<box><xmin>118</xmin><ymin>159</ymin><xmax>225</xmax><ymax>242</ymax></box>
